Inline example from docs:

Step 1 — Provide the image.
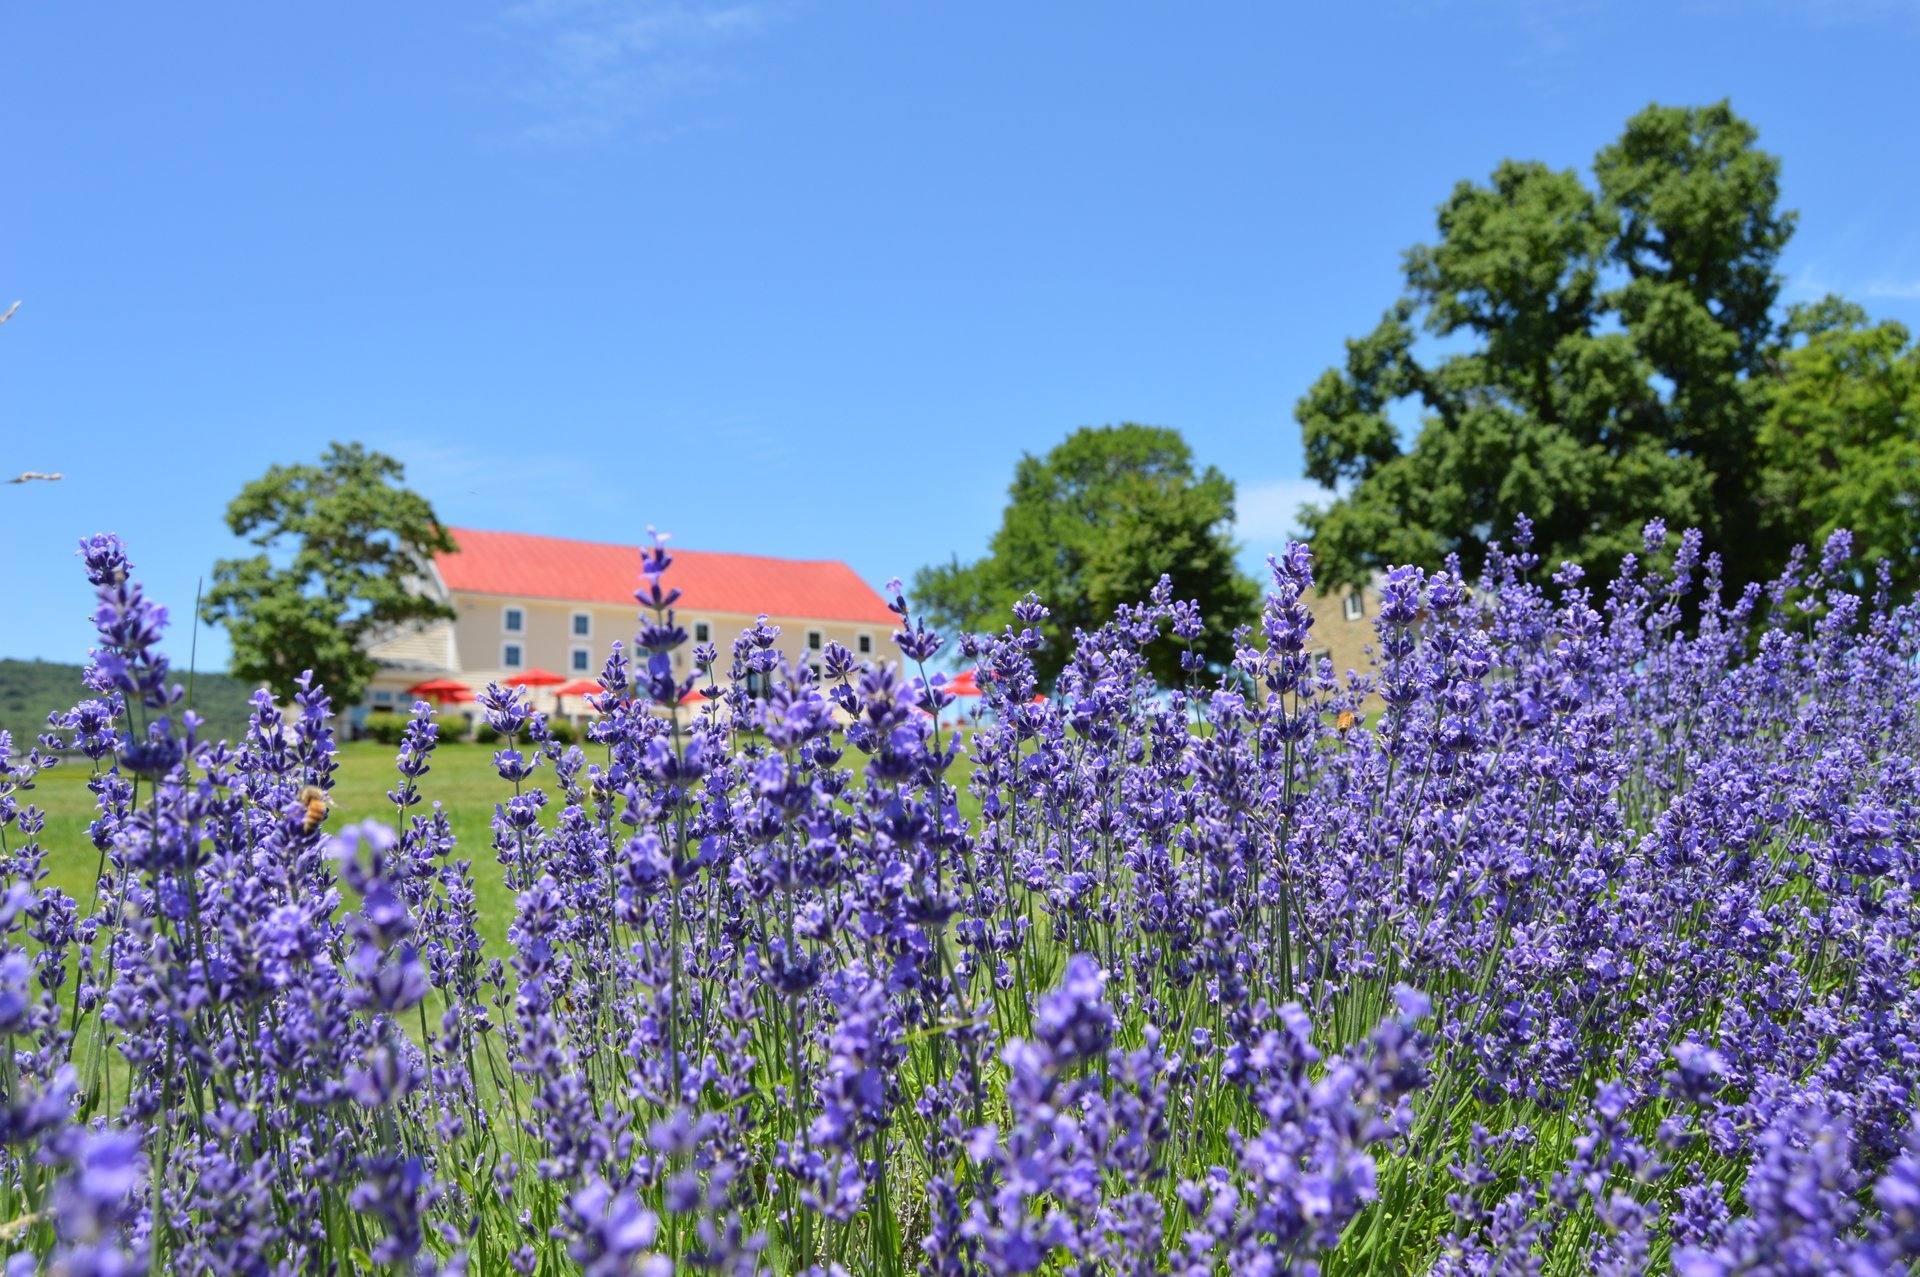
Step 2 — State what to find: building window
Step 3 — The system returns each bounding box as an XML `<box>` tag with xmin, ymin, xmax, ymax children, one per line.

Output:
<box><xmin>807</xmin><ymin>629</ymin><xmax>824</xmax><ymax>651</ymax></box>
<box><xmin>503</xmin><ymin>643</ymin><xmax>524</xmax><ymax>669</ymax></box>
<box><xmin>571</xmin><ymin>612</ymin><xmax>591</xmax><ymax>638</ymax></box>
<box><xmin>570</xmin><ymin>647</ymin><xmax>592</xmax><ymax>673</ymax></box>
<box><xmin>1342</xmin><ymin>592</ymin><xmax>1365</xmax><ymax>622</ymax></box>
<box><xmin>694</xmin><ymin>621</ymin><xmax>711</xmax><ymax>644</ymax></box>
<box><xmin>856</xmin><ymin>633</ymin><xmax>873</xmax><ymax>655</ymax></box>
<box><xmin>372</xmin><ymin>689</ymin><xmax>393</xmax><ymax>704</ymax></box>
<box><xmin>503</xmin><ymin>606</ymin><xmax>525</xmax><ymax>634</ymax></box>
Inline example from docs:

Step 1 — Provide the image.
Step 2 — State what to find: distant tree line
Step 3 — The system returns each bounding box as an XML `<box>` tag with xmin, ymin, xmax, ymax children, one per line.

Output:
<box><xmin>0</xmin><ymin>658</ymin><xmax>260</xmax><ymax>751</ymax></box>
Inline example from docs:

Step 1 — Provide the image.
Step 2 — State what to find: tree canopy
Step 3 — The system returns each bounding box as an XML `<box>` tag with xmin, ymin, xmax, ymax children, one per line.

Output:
<box><xmin>1296</xmin><ymin>100</ymin><xmax>1855</xmax><ymax>590</ymax></box>
<box><xmin>202</xmin><ymin>442</ymin><xmax>455</xmax><ymax>705</ymax></box>
<box><xmin>1762</xmin><ymin>301</ymin><xmax>1920</xmax><ymax>592</ymax></box>
<box><xmin>913</xmin><ymin>424</ymin><xmax>1256</xmax><ymax>686</ymax></box>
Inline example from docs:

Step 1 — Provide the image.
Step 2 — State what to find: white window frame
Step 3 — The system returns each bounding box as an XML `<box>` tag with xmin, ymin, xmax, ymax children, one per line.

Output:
<box><xmin>569</xmin><ymin>646</ymin><xmax>593</xmax><ymax>674</ymax></box>
<box><xmin>570</xmin><ymin>611</ymin><xmax>592</xmax><ymax>639</ymax></box>
<box><xmin>694</xmin><ymin>620</ymin><xmax>711</xmax><ymax>644</ymax></box>
<box><xmin>503</xmin><ymin>606</ymin><xmax>525</xmax><ymax>634</ymax></box>
<box><xmin>806</xmin><ymin>629</ymin><xmax>824</xmax><ymax>652</ymax></box>
<box><xmin>856</xmin><ymin>632</ymin><xmax>873</xmax><ymax>655</ymax></box>
<box><xmin>502</xmin><ymin>642</ymin><xmax>524</xmax><ymax>669</ymax></box>
<box><xmin>1342</xmin><ymin>592</ymin><xmax>1365</xmax><ymax>622</ymax></box>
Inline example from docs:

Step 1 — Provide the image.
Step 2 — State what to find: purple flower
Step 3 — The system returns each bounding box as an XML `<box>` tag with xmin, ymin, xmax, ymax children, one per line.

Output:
<box><xmin>561</xmin><ymin>1180</ymin><xmax>666</xmax><ymax>1277</ymax></box>
<box><xmin>12</xmin><ymin>518</ymin><xmax>1920</xmax><ymax>1274</ymax></box>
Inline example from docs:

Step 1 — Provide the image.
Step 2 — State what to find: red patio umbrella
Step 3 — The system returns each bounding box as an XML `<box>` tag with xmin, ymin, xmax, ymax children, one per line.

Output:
<box><xmin>681</xmin><ymin>687</ymin><xmax>710</xmax><ymax>705</ymax></box>
<box><xmin>944</xmin><ymin>669</ymin><xmax>982</xmax><ymax>697</ymax></box>
<box><xmin>554</xmin><ymin>678</ymin><xmax>608</xmax><ymax>717</ymax></box>
<box><xmin>505</xmin><ymin>667</ymin><xmax>566</xmax><ymax>688</ymax></box>
<box><xmin>407</xmin><ymin>677</ymin><xmax>472</xmax><ymax>701</ymax></box>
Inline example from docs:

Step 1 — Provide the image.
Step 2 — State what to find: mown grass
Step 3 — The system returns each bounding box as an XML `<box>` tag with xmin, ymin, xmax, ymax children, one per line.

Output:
<box><xmin>25</xmin><ymin>741</ymin><xmax>516</xmax><ymax>952</ymax></box>
<box><xmin>23</xmin><ymin>731</ymin><xmax>983</xmax><ymax>956</ymax></box>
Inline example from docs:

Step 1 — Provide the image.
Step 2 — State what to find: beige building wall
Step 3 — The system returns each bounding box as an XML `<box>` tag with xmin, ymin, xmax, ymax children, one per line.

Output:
<box><xmin>1302</xmin><ymin>581</ymin><xmax>1383</xmax><ymax>701</ymax></box>
<box><xmin>361</xmin><ymin>593</ymin><xmax>896</xmax><ymax>722</ymax></box>
<box><xmin>444</xmin><ymin>592</ymin><xmax>891</xmax><ymax>684</ymax></box>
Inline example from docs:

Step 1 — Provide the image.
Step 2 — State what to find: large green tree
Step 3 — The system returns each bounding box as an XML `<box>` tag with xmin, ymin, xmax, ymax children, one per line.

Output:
<box><xmin>1298</xmin><ymin>101</ymin><xmax>1799</xmax><ymax>587</ymax></box>
<box><xmin>914</xmin><ymin>423</ymin><xmax>1257</xmax><ymax>686</ymax></box>
<box><xmin>202</xmin><ymin>442</ymin><xmax>456</xmax><ymax>705</ymax></box>
<box><xmin>1761</xmin><ymin>299</ymin><xmax>1920</xmax><ymax>594</ymax></box>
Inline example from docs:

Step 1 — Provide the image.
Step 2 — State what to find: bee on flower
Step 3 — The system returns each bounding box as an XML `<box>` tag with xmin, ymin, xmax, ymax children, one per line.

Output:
<box><xmin>297</xmin><ymin>784</ymin><xmax>333</xmax><ymax>833</ymax></box>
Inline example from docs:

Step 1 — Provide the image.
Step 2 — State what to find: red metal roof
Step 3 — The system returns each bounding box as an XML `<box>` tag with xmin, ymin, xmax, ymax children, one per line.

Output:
<box><xmin>436</xmin><ymin>527</ymin><xmax>899</xmax><ymax>626</ymax></box>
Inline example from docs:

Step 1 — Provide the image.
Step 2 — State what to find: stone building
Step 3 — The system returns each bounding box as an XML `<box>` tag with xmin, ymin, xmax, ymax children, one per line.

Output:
<box><xmin>1302</xmin><ymin>575</ymin><xmax>1384</xmax><ymax>696</ymax></box>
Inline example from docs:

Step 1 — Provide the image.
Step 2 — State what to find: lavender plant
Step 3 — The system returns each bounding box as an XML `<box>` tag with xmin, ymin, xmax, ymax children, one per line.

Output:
<box><xmin>3</xmin><ymin>517</ymin><xmax>1919</xmax><ymax>1274</ymax></box>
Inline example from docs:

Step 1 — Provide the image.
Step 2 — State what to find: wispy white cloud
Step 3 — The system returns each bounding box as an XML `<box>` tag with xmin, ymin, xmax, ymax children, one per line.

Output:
<box><xmin>386</xmin><ymin>436</ymin><xmax>608</xmax><ymax>509</ymax></box>
<box><xmin>1745</xmin><ymin>0</ymin><xmax>1920</xmax><ymax>32</ymax></box>
<box><xmin>1504</xmin><ymin>0</ymin><xmax>1606</xmax><ymax>77</ymax></box>
<box><xmin>1408</xmin><ymin>0</ymin><xmax>1920</xmax><ymax>86</ymax></box>
<box><xmin>505</xmin><ymin>0</ymin><xmax>780</xmax><ymax>146</ymax></box>
<box><xmin>1394</xmin><ymin>0</ymin><xmax>1627</xmax><ymax>88</ymax></box>
<box><xmin>707</xmin><ymin>415</ymin><xmax>795</xmax><ymax>464</ymax></box>
<box><xmin>1786</xmin><ymin>260</ymin><xmax>1920</xmax><ymax>306</ymax></box>
<box><xmin>1864</xmin><ymin>277</ymin><xmax>1920</xmax><ymax>300</ymax></box>
<box><xmin>1784</xmin><ymin>265</ymin><xmax>1838</xmax><ymax>302</ymax></box>
<box><xmin>1235</xmin><ymin>476</ymin><xmax>1331</xmax><ymax>549</ymax></box>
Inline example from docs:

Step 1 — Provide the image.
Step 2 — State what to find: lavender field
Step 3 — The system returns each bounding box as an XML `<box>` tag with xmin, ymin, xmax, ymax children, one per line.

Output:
<box><xmin>4</xmin><ymin>518</ymin><xmax>1919</xmax><ymax>1275</ymax></box>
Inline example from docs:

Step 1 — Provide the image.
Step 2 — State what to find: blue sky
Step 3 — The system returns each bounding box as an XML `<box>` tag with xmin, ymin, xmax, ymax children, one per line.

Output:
<box><xmin>3</xmin><ymin>1</ymin><xmax>1918</xmax><ymax>671</ymax></box>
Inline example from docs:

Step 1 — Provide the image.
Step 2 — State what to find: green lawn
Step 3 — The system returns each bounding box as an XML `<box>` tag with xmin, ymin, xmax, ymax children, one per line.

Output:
<box><xmin>20</xmin><ymin>732</ymin><xmax>982</xmax><ymax>955</ymax></box>
<box><xmin>21</xmin><ymin>740</ymin><xmax>526</xmax><ymax>949</ymax></box>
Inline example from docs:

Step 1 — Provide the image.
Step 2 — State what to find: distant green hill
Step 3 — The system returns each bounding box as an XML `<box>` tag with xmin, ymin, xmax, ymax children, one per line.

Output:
<box><xmin>0</xmin><ymin>658</ymin><xmax>263</xmax><ymax>753</ymax></box>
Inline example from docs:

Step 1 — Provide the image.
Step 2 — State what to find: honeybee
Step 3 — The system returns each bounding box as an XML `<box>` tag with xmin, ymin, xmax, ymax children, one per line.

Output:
<box><xmin>298</xmin><ymin>785</ymin><xmax>333</xmax><ymax>833</ymax></box>
<box><xmin>1336</xmin><ymin>710</ymin><xmax>1358</xmax><ymax>734</ymax></box>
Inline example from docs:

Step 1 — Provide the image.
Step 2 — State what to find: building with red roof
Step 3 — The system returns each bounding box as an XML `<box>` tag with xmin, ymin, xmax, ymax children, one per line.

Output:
<box><xmin>360</xmin><ymin>527</ymin><xmax>897</xmax><ymax>722</ymax></box>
